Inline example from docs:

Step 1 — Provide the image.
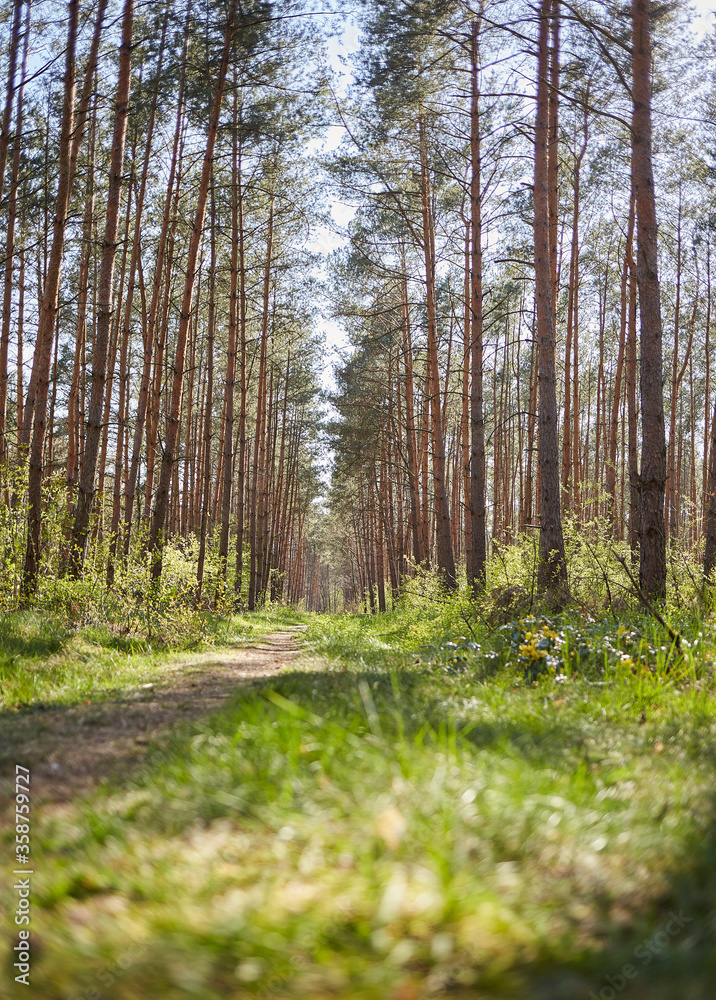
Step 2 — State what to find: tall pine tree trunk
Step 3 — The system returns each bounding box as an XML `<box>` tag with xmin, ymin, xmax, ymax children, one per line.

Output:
<box><xmin>148</xmin><ymin>0</ymin><xmax>237</xmax><ymax>581</ymax></box>
<box><xmin>123</xmin><ymin>20</ymin><xmax>189</xmax><ymax>557</ymax></box>
<box><xmin>107</xmin><ymin>8</ymin><xmax>168</xmax><ymax>584</ymax></box>
<box><xmin>419</xmin><ymin>116</ymin><xmax>456</xmax><ymax>589</ymax></box>
<box><xmin>217</xmin><ymin>85</ymin><xmax>240</xmax><ymax>593</ymax></box>
<box><xmin>607</xmin><ymin>197</ymin><xmax>635</xmax><ymax>531</ymax></box>
<box><xmin>468</xmin><ymin>20</ymin><xmax>486</xmax><ymax>595</ymax></box>
<box><xmin>0</xmin><ymin>0</ymin><xmax>29</xmax><ymax>465</ymax></box>
<box><xmin>0</xmin><ymin>0</ymin><xmax>23</xmax><ymax>214</ymax></box>
<box><xmin>21</xmin><ymin>0</ymin><xmax>79</xmax><ymax>601</ymax></box>
<box><xmin>234</xmin><ymin>138</ymin><xmax>248</xmax><ymax>599</ymax></box>
<box><xmin>65</xmin><ymin>105</ymin><xmax>97</xmax><ymax>503</ymax></box>
<box><xmin>248</xmin><ymin>194</ymin><xmax>274</xmax><ymax>610</ymax></box>
<box><xmin>69</xmin><ymin>0</ymin><xmax>134</xmax><ymax>576</ymax></box>
<box><xmin>20</xmin><ymin>0</ymin><xmax>107</xmax><ymax>457</ymax></box>
<box><xmin>534</xmin><ymin>0</ymin><xmax>567</xmax><ymax>597</ymax></box>
<box><xmin>196</xmin><ymin>176</ymin><xmax>217</xmax><ymax>602</ymax></box>
<box><xmin>632</xmin><ymin>0</ymin><xmax>666</xmax><ymax>598</ymax></box>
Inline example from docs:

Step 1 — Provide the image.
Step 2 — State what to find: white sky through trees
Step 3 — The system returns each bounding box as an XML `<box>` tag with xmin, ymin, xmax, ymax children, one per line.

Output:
<box><xmin>309</xmin><ymin>0</ymin><xmax>716</xmax><ymax>391</ymax></box>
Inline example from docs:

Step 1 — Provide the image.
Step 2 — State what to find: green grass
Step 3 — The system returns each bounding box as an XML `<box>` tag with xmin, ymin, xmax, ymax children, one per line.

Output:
<box><xmin>3</xmin><ymin>604</ymin><xmax>716</xmax><ymax>998</ymax></box>
<box><xmin>0</xmin><ymin>604</ymin><xmax>308</xmax><ymax>710</ymax></box>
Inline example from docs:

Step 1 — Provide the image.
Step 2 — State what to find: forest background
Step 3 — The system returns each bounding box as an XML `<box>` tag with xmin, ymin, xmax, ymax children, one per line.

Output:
<box><xmin>4</xmin><ymin>2</ymin><xmax>716</xmax><ymax>997</ymax></box>
<box><xmin>0</xmin><ymin>0</ymin><xmax>715</xmax><ymax>625</ymax></box>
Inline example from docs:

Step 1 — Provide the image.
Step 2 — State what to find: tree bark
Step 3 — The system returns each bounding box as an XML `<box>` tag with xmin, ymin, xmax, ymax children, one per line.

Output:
<box><xmin>16</xmin><ymin>236</ymin><xmax>25</xmax><ymax>451</ymax></box>
<box><xmin>607</xmin><ymin>196</ymin><xmax>635</xmax><ymax>531</ymax></box>
<box><xmin>400</xmin><ymin>261</ymin><xmax>423</xmax><ymax>567</ymax></box>
<box><xmin>419</xmin><ymin>116</ymin><xmax>456</xmax><ymax>589</ymax></box>
<box><xmin>65</xmin><ymin>103</ymin><xmax>97</xmax><ymax>503</ymax></box>
<box><xmin>703</xmin><ymin>236</ymin><xmax>712</xmax><ymax>530</ymax></box>
<box><xmin>249</xmin><ymin>199</ymin><xmax>274</xmax><ymax>609</ymax></box>
<box><xmin>20</xmin><ymin>0</ymin><xmax>108</xmax><ymax>456</ymax></box>
<box><xmin>468</xmin><ymin>21</ymin><xmax>486</xmax><ymax>595</ymax></box>
<box><xmin>0</xmin><ymin>0</ymin><xmax>23</xmax><ymax>214</ymax></box>
<box><xmin>561</xmin><ymin>111</ymin><xmax>587</xmax><ymax>509</ymax></box>
<box><xmin>196</xmin><ymin>176</ymin><xmax>217</xmax><ymax>602</ymax></box>
<box><xmin>123</xmin><ymin>19</ymin><xmax>189</xmax><ymax>557</ymax></box>
<box><xmin>548</xmin><ymin>0</ymin><xmax>559</xmax><ymax>319</ymax></box>
<box><xmin>632</xmin><ymin>0</ymin><xmax>667</xmax><ymax>598</ymax></box>
<box><xmin>148</xmin><ymin>0</ymin><xmax>237</xmax><ymax>581</ymax></box>
<box><xmin>107</xmin><ymin>9</ymin><xmax>169</xmax><ymax>584</ymax></box>
<box><xmin>217</xmin><ymin>84</ymin><xmax>240</xmax><ymax>593</ymax></box>
<box><xmin>534</xmin><ymin>0</ymin><xmax>567</xmax><ymax>596</ymax></box>
<box><xmin>68</xmin><ymin>0</ymin><xmax>134</xmax><ymax>576</ymax></box>
<box><xmin>21</xmin><ymin>0</ymin><xmax>79</xmax><ymax>601</ymax></box>
<box><xmin>234</xmin><ymin>134</ymin><xmax>248</xmax><ymax>599</ymax></box>
<box><xmin>0</xmin><ymin>0</ymin><xmax>29</xmax><ymax>465</ymax></box>
<box><xmin>666</xmin><ymin>186</ymin><xmax>682</xmax><ymax>540</ymax></box>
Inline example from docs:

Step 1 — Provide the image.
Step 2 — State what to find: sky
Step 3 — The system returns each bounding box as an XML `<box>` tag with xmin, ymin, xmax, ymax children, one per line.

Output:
<box><xmin>692</xmin><ymin>0</ymin><xmax>716</xmax><ymax>34</ymax></box>
<box><xmin>306</xmin><ymin>12</ymin><xmax>361</xmax><ymax>390</ymax></box>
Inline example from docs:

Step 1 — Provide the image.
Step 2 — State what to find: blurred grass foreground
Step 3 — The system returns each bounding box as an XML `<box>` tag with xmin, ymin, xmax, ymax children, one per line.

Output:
<box><xmin>2</xmin><ymin>588</ymin><xmax>716</xmax><ymax>998</ymax></box>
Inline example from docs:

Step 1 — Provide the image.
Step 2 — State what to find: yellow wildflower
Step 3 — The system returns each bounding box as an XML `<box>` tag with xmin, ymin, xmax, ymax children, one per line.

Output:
<box><xmin>519</xmin><ymin>643</ymin><xmax>546</xmax><ymax>660</ymax></box>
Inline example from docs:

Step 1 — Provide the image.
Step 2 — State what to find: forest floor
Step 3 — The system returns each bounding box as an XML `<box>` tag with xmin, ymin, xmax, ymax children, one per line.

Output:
<box><xmin>2</xmin><ymin>603</ymin><xmax>716</xmax><ymax>999</ymax></box>
<box><xmin>0</xmin><ymin>628</ymin><xmax>305</xmax><ymax>807</ymax></box>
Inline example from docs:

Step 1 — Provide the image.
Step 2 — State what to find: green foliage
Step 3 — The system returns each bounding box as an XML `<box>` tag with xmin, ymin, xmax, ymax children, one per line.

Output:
<box><xmin>8</xmin><ymin>608</ymin><xmax>716</xmax><ymax>997</ymax></box>
<box><xmin>302</xmin><ymin>539</ymin><xmax>716</xmax><ymax>701</ymax></box>
<box><xmin>0</xmin><ymin>469</ymin><xmax>235</xmax><ymax>642</ymax></box>
<box><xmin>0</xmin><ymin>602</ymin><xmax>308</xmax><ymax>711</ymax></box>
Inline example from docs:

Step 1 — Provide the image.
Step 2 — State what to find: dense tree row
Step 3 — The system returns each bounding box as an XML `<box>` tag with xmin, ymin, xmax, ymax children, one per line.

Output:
<box><xmin>326</xmin><ymin>0</ymin><xmax>716</xmax><ymax>610</ymax></box>
<box><xmin>3</xmin><ymin>0</ymin><xmax>716</xmax><ymax>617</ymax></box>
<box><xmin>0</xmin><ymin>0</ymin><xmax>327</xmax><ymax>609</ymax></box>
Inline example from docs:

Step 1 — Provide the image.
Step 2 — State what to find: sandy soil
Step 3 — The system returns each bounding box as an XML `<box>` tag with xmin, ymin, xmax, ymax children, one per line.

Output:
<box><xmin>0</xmin><ymin>628</ymin><xmax>305</xmax><ymax>809</ymax></box>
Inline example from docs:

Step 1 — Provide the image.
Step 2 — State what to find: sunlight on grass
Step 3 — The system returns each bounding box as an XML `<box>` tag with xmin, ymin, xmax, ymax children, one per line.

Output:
<box><xmin>4</xmin><ymin>603</ymin><xmax>716</xmax><ymax>998</ymax></box>
<box><xmin>0</xmin><ymin>605</ymin><xmax>309</xmax><ymax>710</ymax></box>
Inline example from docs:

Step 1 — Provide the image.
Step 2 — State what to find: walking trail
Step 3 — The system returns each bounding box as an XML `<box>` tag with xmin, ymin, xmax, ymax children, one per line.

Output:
<box><xmin>0</xmin><ymin>628</ymin><xmax>306</xmax><ymax>809</ymax></box>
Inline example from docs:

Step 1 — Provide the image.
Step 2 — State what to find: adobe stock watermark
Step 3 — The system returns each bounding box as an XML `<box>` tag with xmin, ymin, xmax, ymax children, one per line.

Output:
<box><xmin>588</xmin><ymin>910</ymin><xmax>692</xmax><ymax>1000</ymax></box>
<box><xmin>13</xmin><ymin>764</ymin><xmax>32</xmax><ymax>986</ymax></box>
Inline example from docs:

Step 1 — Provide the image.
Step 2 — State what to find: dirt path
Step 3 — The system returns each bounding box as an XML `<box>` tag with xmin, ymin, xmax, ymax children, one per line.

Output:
<box><xmin>0</xmin><ymin>628</ymin><xmax>306</xmax><ymax>808</ymax></box>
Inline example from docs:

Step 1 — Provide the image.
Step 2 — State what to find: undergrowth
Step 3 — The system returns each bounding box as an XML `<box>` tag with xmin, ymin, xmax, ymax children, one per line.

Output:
<box><xmin>7</xmin><ymin>612</ymin><xmax>716</xmax><ymax>998</ymax></box>
<box><xmin>3</xmin><ymin>532</ymin><xmax>716</xmax><ymax>997</ymax></box>
<box><xmin>0</xmin><ymin>603</ymin><xmax>307</xmax><ymax>710</ymax></box>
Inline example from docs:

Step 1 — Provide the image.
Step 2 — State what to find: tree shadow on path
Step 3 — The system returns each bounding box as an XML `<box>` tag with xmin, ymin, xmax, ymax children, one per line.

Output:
<box><xmin>0</xmin><ymin>629</ymin><xmax>305</xmax><ymax>808</ymax></box>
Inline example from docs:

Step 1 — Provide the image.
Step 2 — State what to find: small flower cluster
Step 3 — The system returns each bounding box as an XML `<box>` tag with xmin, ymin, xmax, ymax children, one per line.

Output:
<box><xmin>501</xmin><ymin>618</ymin><xmax>565</xmax><ymax>682</ymax></box>
<box><xmin>500</xmin><ymin>615</ymin><xmax>664</xmax><ymax>682</ymax></box>
<box><xmin>420</xmin><ymin>615</ymin><xmax>698</xmax><ymax>685</ymax></box>
<box><xmin>419</xmin><ymin>637</ymin><xmax>486</xmax><ymax>673</ymax></box>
